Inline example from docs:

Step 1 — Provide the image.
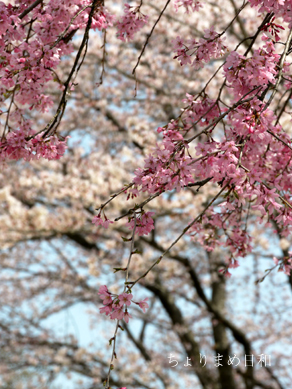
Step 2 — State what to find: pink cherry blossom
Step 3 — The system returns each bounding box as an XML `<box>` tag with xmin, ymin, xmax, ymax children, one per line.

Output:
<box><xmin>173</xmin><ymin>0</ymin><xmax>203</xmax><ymax>14</ymax></box>
<box><xmin>123</xmin><ymin>310</ymin><xmax>132</xmax><ymax>323</ymax></box>
<box><xmin>116</xmin><ymin>4</ymin><xmax>148</xmax><ymax>42</ymax></box>
<box><xmin>110</xmin><ymin>307</ymin><xmax>125</xmax><ymax>320</ymax></box>
<box><xmin>173</xmin><ymin>28</ymin><xmax>226</xmax><ymax>68</ymax></box>
<box><xmin>138</xmin><ymin>298</ymin><xmax>149</xmax><ymax>313</ymax></box>
<box><xmin>126</xmin><ymin>212</ymin><xmax>155</xmax><ymax>236</ymax></box>
<box><xmin>92</xmin><ymin>214</ymin><xmax>114</xmax><ymax>228</ymax></box>
<box><xmin>118</xmin><ymin>293</ymin><xmax>133</xmax><ymax>307</ymax></box>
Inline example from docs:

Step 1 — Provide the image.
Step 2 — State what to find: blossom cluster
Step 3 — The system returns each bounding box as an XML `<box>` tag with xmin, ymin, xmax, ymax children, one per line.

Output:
<box><xmin>131</xmin><ymin>124</ymin><xmax>195</xmax><ymax>195</ymax></box>
<box><xmin>261</xmin><ymin>16</ymin><xmax>285</xmax><ymax>42</ymax></box>
<box><xmin>248</xmin><ymin>0</ymin><xmax>292</xmax><ymax>27</ymax></box>
<box><xmin>173</xmin><ymin>0</ymin><xmax>203</xmax><ymax>14</ymax></box>
<box><xmin>126</xmin><ymin>211</ymin><xmax>155</xmax><ymax>236</ymax></box>
<box><xmin>223</xmin><ymin>36</ymin><xmax>283</xmax><ymax>98</ymax></box>
<box><xmin>182</xmin><ymin>93</ymin><xmax>220</xmax><ymax>127</ymax></box>
<box><xmin>94</xmin><ymin>88</ymin><xmax>292</xmax><ymax>267</ymax></box>
<box><xmin>0</xmin><ymin>1</ymin><xmax>115</xmax><ymax>162</ymax></box>
<box><xmin>188</xmin><ymin>94</ymin><xmax>292</xmax><ymax>250</ymax></box>
<box><xmin>172</xmin><ymin>27</ymin><xmax>226</xmax><ymax>68</ymax></box>
<box><xmin>1</xmin><ymin>1</ymin><xmax>114</xmax><ymax>111</ymax></box>
<box><xmin>12</xmin><ymin>2</ymin><xmax>292</xmax><ymax>274</ymax></box>
<box><xmin>273</xmin><ymin>253</ymin><xmax>292</xmax><ymax>275</ymax></box>
<box><xmin>122</xmin><ymin>32</ymin><xmax>292</xmax><ymax>258</ymax></box>
<box><xmin>92</xmin><ymin>213</ymin><xmax>114</xmax><ymax>229</ymax></box>
<box><xmin>0</xmin><ymin>131</ymin><xmax>68</xmax><ymax>162</ymax></box>
<box><xmin>116</xmin><ymin>4</ymin><xmax>149</xmax><ymax>42</ymax></box>
<box><xmin>98</xmin><ymin>285</ymin><xmax>149</xmax><ymax>323</ymax></box>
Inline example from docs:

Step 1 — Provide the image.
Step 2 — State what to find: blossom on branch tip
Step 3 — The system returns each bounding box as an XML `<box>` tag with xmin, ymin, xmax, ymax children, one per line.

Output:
<box><xmin>92</xmin><ymin>7</ymin><xmax>115</xmax><ymax>31</ymax></box>
<box><xmin>99</xmin><ymin>305</ymin><xmax>112</xmax><ymax>315</ymax></box>
<box><xmin>98</xmin><ymin>285</ymin><xmax>148</xmax><ymax>323</ymax></box>
<box><xmin>92</xmin><ymin>214</ymin><xmax>114</xmax><ymax>228</ymax></box>
<box><xmin>273</xmin><ymin>253</ymin><xmax>292</xmax><ymax>275</ymax></box>
<box><xmin>219</xmin><ymin>268</ymin><xmax>232</xmax><ymax>278</ymax></box>
<box><xmin>110</xmin><ymin>307</ymin><xmax>124</xmax><ymax>320</ymax></box>
<box><xmin>123</xmin><ymin>310</ymin><xmax>132</xmax><ymax>323</ymax></box>
<box><xmin>138</xmin><ymin>297</ymin><xmax>149</xmax><ymax>313</ymax></box>
<box><xmin>118</xmin><ymin>293</ymin><xmax>133</xmax><ymax>307</ymax></box>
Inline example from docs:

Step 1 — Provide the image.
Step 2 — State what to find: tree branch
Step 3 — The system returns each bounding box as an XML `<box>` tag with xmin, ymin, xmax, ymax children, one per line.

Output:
<box><xmin>19</xmin><ymin>0</ymin><xmax>43</xmax><ymax>20</ymax></box>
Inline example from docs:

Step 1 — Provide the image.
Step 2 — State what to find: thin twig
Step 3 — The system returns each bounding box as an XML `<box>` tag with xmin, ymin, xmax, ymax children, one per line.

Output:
<box><xmin>132</xmin><ymin>0</ymin><xmax>171</xmax><ymax>75</ymax></box>
<box><xmin>243</xmin><ymin>12</ymin><xmax>273</xmax><ymax>56</ymax></box>
<box><xmin>128</xmin><ymin>182</ymin><xmax>230</xmax><ymax>288</ymax></box>
<box><xmin>125</xmin><ymin>213</ymin><xmax>137</xmax><ymax>286</ymax></box>
<box><xmin>186</xmin><ymin>87</ymin><xmax>262</xmax><ymax>144</ymax></box>
<box><xmin>115</xmin><ymin>193</ymin><xmax>159</xmax><ymax>222</ymax></box>
<box><xmin>105</xmin><ymin>215</ymin><xmax>137</xmax><ymax>389</ymax></box>
<box><xmin>40</xmin><ymin>0</ymin><xmax>100</xmax><ymax>139</ymax></box>
<box><xmin>96</xmin><ymin>183</ymin><xmax>133</xmax><ymax>212</ymax></box>
<box><xmin>105</xmin><ymin>321</ymin><xmax>120</xmax><ymax>389</ymax></box>
<box><xmin>97</xmin><ymin>30</ymin><xmax>107</xmax><ymax>86</ymax></box>
<box><xmin>263</xmin><ymin>27</ymin><xmax>292</xmax><ymax>112</ymax></box>
<box><xmin>267</xmin><ymin>129</ymin><xmax>292</xmax><ymax>152</ymax></box>
<box><xmin>217</xmin><ymin>0</ymin><xmax>248</xmax><ymax>39</ymax></box>
<box><xmin>275</xmin><ymin>89</ymin><xmax>292</xmax><ymax>125</ymax></box>
<box><xmin>114</xmin><ymin>178</ymin><xmax>213</xmax><ymax>222</ymax></box>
